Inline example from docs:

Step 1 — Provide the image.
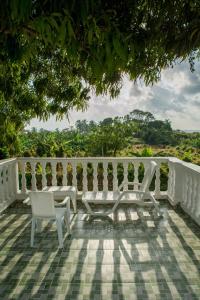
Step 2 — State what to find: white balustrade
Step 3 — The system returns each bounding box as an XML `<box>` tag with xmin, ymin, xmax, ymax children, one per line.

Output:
<box><xmin>0</xmin><ymin>158</ymin><xmax>18</xmax><ymax>213</ymax></box>
<box><xmin>1</xmin><ymin>156</ymin><xmax>199</xmax><ymax>226</ymax></box>
<box><xmin>16</xmin><ymin>157</ymin><xmax>168</xmax><ymax>196</ymax></box>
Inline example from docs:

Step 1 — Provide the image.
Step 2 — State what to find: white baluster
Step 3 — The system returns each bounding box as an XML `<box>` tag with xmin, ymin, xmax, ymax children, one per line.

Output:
<box><xmin>21</xmin><ymin>161</ymin><xmax>27</xmax><ymax>193</ymax></box>
<box><xmin>112</xmin><ymin>162</ymin><xmax>118</xmax><ymax>191</ymax></box>
<box><xmin>62</xmin><ymin>161</ymin><xmax>67</xmax><ymax>186</ymax></box>
<box><xmin>123</xmin><ymin>162</ymin><xmax>128</xmax><ymax>190</ymax></box>
<box><xmin>41</xmin><ymin>162</ymin><xmax>47</xmax><ymax>188</ymax></box>
<box><xmin>31</xmin><ymin>162</ymin><xmax>37</xmax><ymax>191</ymax></box>
<box><xmin>72</xmin><ymin>162</ymin><xmax>77</xmax><ymax>188</ymax></box>
<box><xmin>93</xmin><ymin>162</ymin><xmax>98</xmax><ymax>192</ymax></box>
<box><xmin>82</xmin><ymin>162</ymin><xmax>87</xmax><ymax>192</ymax></box>
<box><xmin>103</xmin><ymin>161</ymin><xmax>108</xmax><ymax>192</ymax></box>
<box><xmin>155</xmin><ymin>161</ymin><xmax>161</xmax><ymax>196</ymax></box>
<box><xmin>134</xmin><ymin>162</ymin><xmax>139</xmax><ymax>190</ymax></box>
<box><xmin>51</xmin><ymin>162</ymin><xmax>57</xmax><ymax>186</ymax></box>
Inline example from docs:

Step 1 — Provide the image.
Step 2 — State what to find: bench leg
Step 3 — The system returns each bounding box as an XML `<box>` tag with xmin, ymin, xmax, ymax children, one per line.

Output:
<box><xmin>83</xmin><ymin>201</ymin><xmax>112</xmax><ymax>217</ymax></box>
<box><xmin>83</xmin><ymin>201</ymin><xmax>94</xmax><ymax>215</ymax></box>
<box><xmin>149</xmin><ymin>194</ymin><xmax>161</xmax><ymax>216</ymax></box>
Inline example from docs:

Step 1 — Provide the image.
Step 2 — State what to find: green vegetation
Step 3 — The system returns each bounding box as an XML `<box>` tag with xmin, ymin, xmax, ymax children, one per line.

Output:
<box><xmin>1</xmin><ymin>1</ymin><xmax>200</xmax><ymax>157</ymax></box>
<box><xmin>1</xmin><ymin>110</ymin><xmax>200</xmax><ymax>166</ymax></box>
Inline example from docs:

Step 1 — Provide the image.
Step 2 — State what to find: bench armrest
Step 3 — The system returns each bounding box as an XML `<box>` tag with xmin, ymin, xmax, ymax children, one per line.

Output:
<box><xmin>23</xmin><ymin>197</ymin><xmax>30</xmax><ymax>205</ymax></box>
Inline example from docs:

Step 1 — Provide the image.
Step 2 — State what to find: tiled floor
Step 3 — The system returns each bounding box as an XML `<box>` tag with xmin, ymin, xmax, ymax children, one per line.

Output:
<box><xmin>0</xmin><ymin>201</ymin><xmax>200</xmax><ymax>300</ymax></box>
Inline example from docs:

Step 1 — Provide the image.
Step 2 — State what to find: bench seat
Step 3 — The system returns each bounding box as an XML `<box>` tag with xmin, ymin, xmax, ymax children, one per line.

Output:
<box><xmin>82</xmin><ymin>191</ymin><xmax>153</xmax><ymax>206</ymax></box>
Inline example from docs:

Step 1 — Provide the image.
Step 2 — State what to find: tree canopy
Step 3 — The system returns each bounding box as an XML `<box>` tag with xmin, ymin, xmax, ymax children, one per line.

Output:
<box><xmin>1</xmin><ymin>0</ymin><xmax>200</xmax><ymax>135</ymax></box>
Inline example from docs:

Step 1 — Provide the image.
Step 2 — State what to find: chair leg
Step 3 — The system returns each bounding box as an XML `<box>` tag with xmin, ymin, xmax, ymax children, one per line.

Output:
<box><xmin>72</xmin><ymin>195</ymin><xmax>77</xmax><ymax>213</ymax></box>
<box><xmin>31</xmin><ymin>218</ymin><xmax>36</xmax><ymax>247</ymax></box>
<box><xmin>56</xmin><ymin>219</ymin><xmax>63</xmax><ymax>248</ymax></box>
<box><xmin>64</xmin><ymin>202</ymin><xmax>71</xmax><ymax>234</ymax></box>
<box><xmin>36</xmin><ymin>219</ymin><xmax>42</xmax><ymax>232</ymax></box>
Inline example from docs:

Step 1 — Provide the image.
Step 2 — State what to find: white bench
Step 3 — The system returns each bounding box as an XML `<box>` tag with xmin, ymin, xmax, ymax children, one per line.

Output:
<box><xmin>82</xmin><ymin>161</ymin><xmax>161</xmax><ymax>217</ymax></box>
<box><xmin>24</xmin><ymin>186</ymin><xmax>77</xmax><ymax>213</ymax></box>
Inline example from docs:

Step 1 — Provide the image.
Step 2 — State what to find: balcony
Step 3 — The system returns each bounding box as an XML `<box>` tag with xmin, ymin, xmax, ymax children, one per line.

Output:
<box><xmin>0</xmin><ymin>157</ymin><xmax>200</xmax><ymax>299</ymax></box>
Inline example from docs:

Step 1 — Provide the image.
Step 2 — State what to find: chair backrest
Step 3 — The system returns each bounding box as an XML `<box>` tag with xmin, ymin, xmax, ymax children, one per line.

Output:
<box><xmin>30</xmin><ymin>191</ymin><xmax>55</xmax><ymax>218</ymax></box>
<box><xmin>140</xmin><ymin>161</ymin><xmax>157</xmax><ymax>192</ymax></box>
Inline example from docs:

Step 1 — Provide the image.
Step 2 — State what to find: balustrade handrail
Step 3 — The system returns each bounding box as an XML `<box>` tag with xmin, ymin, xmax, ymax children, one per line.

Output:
<box><xmin>0</xmin><ymin>158</ymin><xmax>17</xmax><ymax>165</ymax></box>
<box><xmin>17</xmin><ymin>156</ymin><xmax>169</xmax><ymax>161</ymax></box>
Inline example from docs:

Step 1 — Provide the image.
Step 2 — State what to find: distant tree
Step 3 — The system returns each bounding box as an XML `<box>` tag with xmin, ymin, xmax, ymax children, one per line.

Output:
<box><xmin>141</xmin><ymin>120</ymin><xmax>175</xmax><ymax>145</ymax></box>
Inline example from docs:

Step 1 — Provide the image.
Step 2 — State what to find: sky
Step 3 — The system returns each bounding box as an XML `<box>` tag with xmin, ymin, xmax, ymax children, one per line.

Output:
<box><xmin>27</xmin><ymin>60</ymin><xmax>200</xmax><ymax>131</ymax></box>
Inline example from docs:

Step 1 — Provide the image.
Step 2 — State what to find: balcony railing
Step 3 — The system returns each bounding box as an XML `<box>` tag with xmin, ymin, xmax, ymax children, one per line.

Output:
<box><xmin>0</xmin><ymin>157</ymin><xmax>200</xmax><ymax>226</ymax></box>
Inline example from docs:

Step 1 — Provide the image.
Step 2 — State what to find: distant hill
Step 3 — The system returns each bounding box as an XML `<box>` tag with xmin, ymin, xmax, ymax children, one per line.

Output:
<box><xmin>183</xmin><ymin>130</ymin><xmax>200</xmax><ymax>133</ymax></box>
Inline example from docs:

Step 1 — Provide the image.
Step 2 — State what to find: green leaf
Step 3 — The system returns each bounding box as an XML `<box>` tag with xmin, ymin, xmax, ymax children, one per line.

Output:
<box><xmin>48</xmin><ymin>17</ymin><xmax>59</xmax><ymax>31</ymax></box>
<box><xmin>88</xmin><ymin>29</ymin><xmax>93</xmax><ymax>44</ymax></box>
<box><xmin>59</xmin><ymin>21</ymin><xmax>67</xmax><ymax>44</ymax></box>
<box><xmin>67</xmin><ymin>20</ymin><xmax>75</xmax><ymax>38</ymax></box>
<box><xmin>113</xmin><ymin>36</ymin><xmax>125</xmax><ymax>60</ymax></box>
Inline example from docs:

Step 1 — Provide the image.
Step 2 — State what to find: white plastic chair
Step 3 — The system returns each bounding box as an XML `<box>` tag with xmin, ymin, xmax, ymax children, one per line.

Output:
<box><xmin>30</xmin><ymin>191</ymin><xmax>71</xmax><ymax>248</ymax></box>
<box><xmin>83</xmin><ymin>161</ymin><xmax>161</xmax><ymax>217</ymax></box>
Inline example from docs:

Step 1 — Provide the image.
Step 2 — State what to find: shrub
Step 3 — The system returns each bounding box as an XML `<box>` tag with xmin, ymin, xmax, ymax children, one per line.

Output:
<box><xmin>0</xmin><ymin>147</ymin><xmax>9</xmax><ymax>159</ymax></box>
<box><xmin>182</xmin><ymin>151</ymin><xmax>193</xmax><ymax>162</ymax></box>
<box><xmin>141</xmin><ymin>147</ymin><xmax>153</xmax><ymax>157</ymax></box>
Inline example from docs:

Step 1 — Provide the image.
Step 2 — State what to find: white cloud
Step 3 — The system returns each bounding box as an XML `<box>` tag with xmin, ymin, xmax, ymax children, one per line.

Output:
<box><xmin>27</xmin><ymin>61</ymin><xmax>200</xmax><ymax>131</ymax></box>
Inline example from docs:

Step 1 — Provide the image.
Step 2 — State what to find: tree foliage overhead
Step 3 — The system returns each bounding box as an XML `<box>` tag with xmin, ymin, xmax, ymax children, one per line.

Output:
<box><xmin>1</xmin><ymin>0</ymin><xmax>200</xmax><ymax>141</ymax></box>
<box><xmin>1</xmin><ymin>0</ymin><xmax>200</xmax><ymax>87</ymax></box>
